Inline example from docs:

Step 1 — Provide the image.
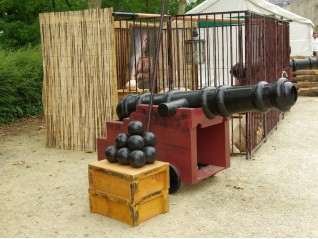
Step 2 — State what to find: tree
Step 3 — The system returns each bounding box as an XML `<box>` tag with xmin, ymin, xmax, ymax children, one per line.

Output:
<box><xmin>88</xmin><ymin>0</ymin><xmax>101</xmax><ymax>9</ymax></box>
<box><xmin>101</xmin><ymin>0</ymin><xmax>177</xmax><ymax>15</ymax></box>
<box><xmin>178</xmin><ymin>0</ymin><xmax>187</xmax><ymax>14</ymax></box>
<box><xmin>0</xmin><ymin>0</ymin><xmax>203</xmax><ymax>48</ymax></box>
<box><xmin>100</xmin><ymin>0</ymin><xmax>204</xmax><ymax>16</ymax></box>
<box><xmin>0</xmin><ymin>0</ymin><xmax>87</xmax><ymax>48</ymax></box>
<box><xmin>178</xmin><ymin>0</ymin><xmax>204</xmax><ymax>14</ymax></box>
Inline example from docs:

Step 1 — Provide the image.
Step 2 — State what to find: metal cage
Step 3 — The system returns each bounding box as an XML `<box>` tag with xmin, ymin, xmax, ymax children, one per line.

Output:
<box><xmin>113</xmin><ymin>11</ymin><xmax>290</xmax><ymax>158</ymax></box>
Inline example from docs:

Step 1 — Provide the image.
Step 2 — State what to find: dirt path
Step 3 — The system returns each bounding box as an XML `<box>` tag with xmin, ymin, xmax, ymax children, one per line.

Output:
<box><xmin>0</xmin><ymin>96</ymin><xmax>317</xmax><ymax>237</ymax></box>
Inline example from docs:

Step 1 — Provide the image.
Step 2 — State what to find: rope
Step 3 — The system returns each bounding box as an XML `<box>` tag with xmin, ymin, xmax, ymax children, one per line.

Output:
<box><xmin>281</xmin><ymin>70</ymin><xmax>288</xmax><ymax>78</ymax></box>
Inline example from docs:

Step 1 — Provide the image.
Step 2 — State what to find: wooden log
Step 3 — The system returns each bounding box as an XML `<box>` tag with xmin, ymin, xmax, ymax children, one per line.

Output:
<box><xmin>293</xmin><ymin>70</ymin><xmax>318</xmax><ymax>75</ymax></box>
<box><xmin>291</xmin><ymin>75</ymin><xmax>318</xmax><ymax>82</ymax></box>
<box><xmin>295</xmin><ymin>81</ymin><xmax>318</xmax><ymax>88</ymax></box>
<box><xmin>298</xmin><ymin>86</ymin><xmax>318</xmax><ymax>92</ymax></box>
<box><xmin>290</xmin><ymin>56</ymin><xmax>310</xmax><ymax>59</ymax></box>
<box><xmin>297</xmin><ymin>86</ymin><xmax>318</xmax><ymax>96</ymax></box>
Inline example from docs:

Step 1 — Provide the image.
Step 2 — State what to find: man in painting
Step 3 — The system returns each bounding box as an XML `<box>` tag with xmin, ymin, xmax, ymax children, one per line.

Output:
<box><xmin>135</xmin><ymin>31</ymin><xmax>154</xmax><ymax>89</ymax></box>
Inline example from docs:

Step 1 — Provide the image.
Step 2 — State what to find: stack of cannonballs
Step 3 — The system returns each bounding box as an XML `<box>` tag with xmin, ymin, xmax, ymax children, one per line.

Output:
<box><xmin>104</xmin><ymin>120</ymin><xmax>157</xmax><ymax>168</ymax></box>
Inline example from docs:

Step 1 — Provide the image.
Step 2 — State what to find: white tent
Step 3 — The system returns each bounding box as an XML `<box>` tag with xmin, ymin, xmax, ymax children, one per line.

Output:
<box><xmin>187</xmin><ymin>0</ymin><xmax>315</xmax><ymax>56</ymax></box>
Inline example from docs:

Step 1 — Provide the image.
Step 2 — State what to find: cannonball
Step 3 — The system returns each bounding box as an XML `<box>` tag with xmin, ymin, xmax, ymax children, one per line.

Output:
<box><xmin>129</xmin><ymin>150</ymin><xmax>146</xmax><ymax>168</ymax></box>
<box><xmin>143</xmin><ymin>146</ymin><xmax>157</xmax><ymax>164</ymax></box>
<box><xmin>127</xmin><ymin>120</ymin><xmax>144</xmax><ymax>135</ymax></box>
<box><xmin>115</xmin><ymin>133</ymin><xmax>130</xmax><ymax>149</ymax></box>
<box><xmin>105</xmin><ymin>145</ymin><xmax>117</xmax><ymax>163</ymax></box>
<box><xmin>116</xmin><ymin>147</ymin><xmax>130</xmax><ymax>165</ymax></box>
<box><xmin>143</xmin><ymin>131</ymin><xmax>157</xmax><ymax>147</ymax></box>
<box><xmin>127</xmin><ymin>135</ymin><xmax>145</xmax><ymax>150</ymax></box>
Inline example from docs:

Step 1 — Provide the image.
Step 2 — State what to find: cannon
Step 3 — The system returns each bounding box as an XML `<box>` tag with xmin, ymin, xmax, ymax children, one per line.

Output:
<box><xmin>117</xmin><ymin>78</ymin><xmax>297</xmax><ymax>120</ymax></box>
<box><xmin>97</xmin><ymin>78</ymin><xmax>297</xmax><ymax>193</ymax></box>
<box><xmin>231</xmin><ymin>58</ymin><xmax>318</xmax><ymax>79</ymax></box>
<box><xmin>289</xmin><ymin>57</ymin><xmax>318</xmax><ymax>72</ymax></box>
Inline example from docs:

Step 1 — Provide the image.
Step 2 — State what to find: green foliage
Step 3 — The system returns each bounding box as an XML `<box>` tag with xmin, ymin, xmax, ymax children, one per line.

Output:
<box><xmin>0</xmin><ymin>46</ymin><xmax>43</xmax><ymax>124</ymax></box>
<box><xmin>0</xmin><ymin>0</ymin><xmax>87</xmax><ymax>48</ymax></box>
<box><xmin>0</xmin><ymin>0</ymin><xmax>205</xmax><ymax>124</ymax></box>
<box><xmin>101</xmin><ymin>0</ymin><xmax>179</xmax><ymax>15</ymax></box>
<box><xmin>0</xmin><ymin>0</ymin><xmax>205</xmax><ymax>48</ymax></box>
<box><xmin>0</xmin><ymin>20</ymin><xmax>41</xmax><ymax>47</ymax></box>
<box><xmin>101</xmin><ymin>0</ymin><xmax>205</xmax><ymax>16</ymax></box>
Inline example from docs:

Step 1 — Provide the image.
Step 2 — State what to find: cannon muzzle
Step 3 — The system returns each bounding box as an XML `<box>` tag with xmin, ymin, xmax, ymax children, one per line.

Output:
<box><xmin>116</xmin><ymin>78</ymin><xmax>297</xmax><ymax>120</ymax></box>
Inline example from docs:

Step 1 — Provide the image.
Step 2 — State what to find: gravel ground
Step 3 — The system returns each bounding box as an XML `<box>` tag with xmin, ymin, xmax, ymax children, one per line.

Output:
<box><xmin>0</xmin><ymin>96</ymin><xmax>317</xmax><ymax>238</ymax></box>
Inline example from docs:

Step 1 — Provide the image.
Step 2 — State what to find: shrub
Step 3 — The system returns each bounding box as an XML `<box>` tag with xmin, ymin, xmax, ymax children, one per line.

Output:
<box><xmin>0</xmin><ymin>45</ymin><xmax>43</xmax><ymax>124</ymax></box>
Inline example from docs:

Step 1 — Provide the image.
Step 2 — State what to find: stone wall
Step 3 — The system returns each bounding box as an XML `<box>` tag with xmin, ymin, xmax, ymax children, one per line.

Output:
<box><xmin>284</xmin><ymin>0</ymin><xmax>318</xmax><ymax>27</ymax></box>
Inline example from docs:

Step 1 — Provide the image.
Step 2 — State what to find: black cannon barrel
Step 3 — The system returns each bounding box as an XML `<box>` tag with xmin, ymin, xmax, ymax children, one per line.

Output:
<box><xmin>289</xmin><ymin>57</ymin><xmax>318</xmax><ymax>72</ymax></box>
<box><xmin>231</xmin><ymin>58</ymin><xmax>318</xmax><ymax>78</ymax></box>
<box><xmin>116</xmin><ymin>78</ymin><xmax>297</xmax><ymax>120</ymax></box>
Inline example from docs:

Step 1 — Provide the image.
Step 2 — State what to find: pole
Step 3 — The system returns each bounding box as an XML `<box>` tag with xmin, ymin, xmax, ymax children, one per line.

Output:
<box><xmin>146</xmin><ymin>0</ymin><xmax>167</xmax><ymax>132</ymax></box>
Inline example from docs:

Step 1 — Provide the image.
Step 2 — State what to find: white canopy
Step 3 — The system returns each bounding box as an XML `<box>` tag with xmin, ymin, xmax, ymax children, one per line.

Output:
<box><xmin>187</xmin><ymin>0</ymin><xmax>315</xmax><ymax>56</ymax></box>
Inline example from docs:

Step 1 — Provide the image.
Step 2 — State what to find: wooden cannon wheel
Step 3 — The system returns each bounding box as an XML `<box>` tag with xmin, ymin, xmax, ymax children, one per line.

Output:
<box><xmin>169</xmin><ymin>164</ymin><xmax>181</xmax><ymax>194</ymax></box>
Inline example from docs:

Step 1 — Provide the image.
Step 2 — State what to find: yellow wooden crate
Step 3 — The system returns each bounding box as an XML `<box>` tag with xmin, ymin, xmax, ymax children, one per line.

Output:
<box><xmin>88</xmin><ymin>160</ymin><xmax>170</xmax><ymax>226</ymax></box>
<box><xmin>89</xmin><ymin>189</ymin><xmax>169</xmax><ymax>227</ymax></box>
<box><xmin>88</xmin><ymin>160</ymin><xmax>169</xmax><ymax>203</ymax></box>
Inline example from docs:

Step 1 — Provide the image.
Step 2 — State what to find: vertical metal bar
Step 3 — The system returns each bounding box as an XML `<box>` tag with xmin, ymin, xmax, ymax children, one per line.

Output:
<box><xmin>221</xmin><ymin>13</ymin><xmax>225</xmax><ymax>85</ymax></box>
<box><xmin>213</xmin><ymin>14</ymin><xmax>217</xmax><ymax>86</ymax></box>
<box><xmin>263</xmin><ymin>17</ymin><xmax>268</xmax><ymax>140</ymax></box>
<box><xmin>230</xmin><ymin>12</ymin><xmax>234</xmax><ymax>86</ymax></box>
<box><xmin>132</xmin><ymin>19</ymin><xmax>137</xmax><ymax>91</ymax></box>
<box><xmin>190</xmin><ymin>17</ymin><xmax>195</xmax><ymax>89</ymax></box>
<box><xmin>216</xmin><ymin>18</ymin><xmax>220</xmax><ymax>85</ymax></box>
<box><xmin>181</xmin><ymin>16</ymin><xmax>186</xmax><ymax>89</ymax></box>
<box><xmin>167</xmin><ymin>17</ymin><xmax>174</xmax><ymax>90</ymax></box>
<box><xmin>159</xmin><ymin>18</ymin><xmax>164</xmax><ymax>92</ymax></box>
<box><xmin>225</xmin><ymin>14</ymin><xmax>229</xmax><ymax>85</ymax></box>
<box><xmin>146</xmin><ymin>0</ymin><xmax>166</xmax><ymax>132</ymax></box>
<box><xmin>245</xmin><ymin>11</ymin><xmax>251</xmax><ymax>159</ymax></box>
<box><xmin>205</xmin><ymin>14</ymin><xmax>210</xmax><ymax>86</ymax></box>
<box><xmin>198</xmin><ymin>15</ymin><xmax>202</xmax><ymax>88</ymax></box>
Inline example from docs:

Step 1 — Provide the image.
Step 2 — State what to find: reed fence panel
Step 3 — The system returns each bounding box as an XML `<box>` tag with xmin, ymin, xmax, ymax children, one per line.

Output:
<box><xmin>40</xmin><ymin>8</ymin><xmax>118</xmax><ymax>152</ymax></box>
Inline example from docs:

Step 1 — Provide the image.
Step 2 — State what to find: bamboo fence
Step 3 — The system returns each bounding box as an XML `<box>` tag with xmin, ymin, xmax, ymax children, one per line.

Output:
<box><xmin>40</xmin><ymin>8</ymin><xmax>118</xmax><ymax>152</ymax></box>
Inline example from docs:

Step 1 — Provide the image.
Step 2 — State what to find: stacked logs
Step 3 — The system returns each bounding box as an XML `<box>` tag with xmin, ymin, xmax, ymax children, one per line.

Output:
<box><xmin>290</xmin><ymin>57</ymin><xmax>318</xmax><ymax>96</ymax></box>
<box><xmin>291</xmin><ymin>70</ymin><xmax>318</xmax><ymax>96</ymax></box>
